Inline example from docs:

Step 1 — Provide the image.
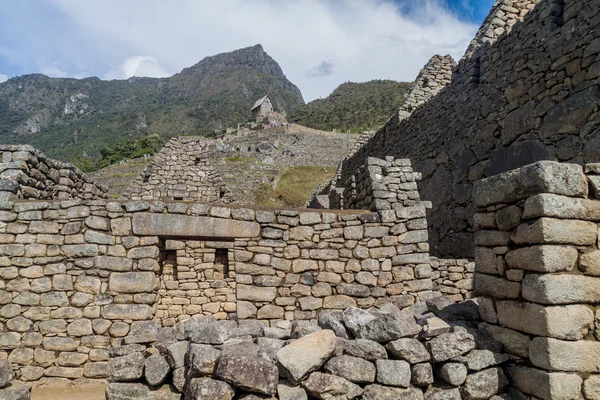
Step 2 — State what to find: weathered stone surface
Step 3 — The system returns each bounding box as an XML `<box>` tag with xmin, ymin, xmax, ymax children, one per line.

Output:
<box><xmin>580</xmin><ymin>250</ymin><xmax>600</xmax><ymax>276</ymax></box>
<box><xmin>0</xmin><ymin>333</ymin><xmax>20</xmax><ymax>350</ymax></box>
<box><xmin>474</xmin><ymin>273</ymin><xmax>520</xmax><ymax>299</ymax></box>
<box><xmin>185</xmin><ymin>378</ymin><xmax>235</xmax><ymax>400</ymax></box>
<box><xmin>342</xmin><ymin>307</ymin><xmax>375</xmax><ymax>337</ymax></box>
<box><xmin>166</xmin><ymin>341</ymin><xmax>188</xmax><ymax>369</ymax></box>
<box><xmin>324</xmin><ymin>355</ymin><xmax>376</xmax><ymax>383</ymax></box>
<box><xmin>132</xmin><ymin>213</ymin><xmax>259</xmax><ymax>239</ymax></box>
<box><xmin>522</xmin><ymin>273</ymin><xmax>600</xmax><ymax>304</ymax></box>
<box><xmin>496</xmin><ymin>301</ymin><xmax>593</xmax><ymax>340</ymax></box>
<box><xmin>362</xmin><ymin>384</ymin><xmax>424</xmax><ymax>400</ymax></box>
<box><xmin>530</xmin><ymin>337</ymin><xmax>600</xmax><ymax>372</ymax></box>
<box><xmin>0</xmin><ymin>383</ymin><xmax>31</xmax><ymax>400</ymax></box>
<box><xmin>584</xmin><ymin>375</ymin><xmax>600</xmax><ymax>400</ymax></box>
<box><xmin>278</xmin><ymin>382</ymin><xmax>308</xmax><ymax>400</ymax></box>
<box><xmin>385</xmin><ymin>338</ymin><xmax>430</xmax><ymax>364</ymax></box>
<box><xmin>511</xmin><ymin>218</ymin><xmax>597</xmax><ymax>246</ymax></box>
<box><xmin>412</xmin><ymin>363</ymin><xmax>433</xmax><ymax>388</ymax></box>
<box><xmin>508</xmin><ymin>365</ymin><xmax>583</xmax><ymax>400</ymax></box>
<box><xmin>0</xmin><ymin>359</ymin><xmax>14</xmax><ymax>387</ymax></box>
<box><xmin>109</xmin><ymin>272</ymin><xmax>156</xmax><ymax>293</ymax></box>
<box><xmin>301</xmin><ymin>372</ymin><xmax>363</xmax><ymax>400</ymax></box>
<box><xmin>108</xmin><ymin>352</ymin><xmax>145</xmax><ymax>382</ymax></box>
<box><xmin>473</xmin><ymin>161</ymin><xmax>587</xmax><ymax>207</ymax></box>
<box><xmin>479</xmin><ymin>323</ymin><xmax>530</xmax><ymax>358</ymax></box>
<box><xmin>426</xmin><ymin>330</ymin><xmax>475</xmax><ymax>362</ymax></box>
<box><xmin>464</xmin><ymin>350</ymin><xmax>509</xmax><ymax>371</ymax></box>
<box><xmin>523</xmin><ymin>193</ymin><xmax>600</xmax><ymax>221</ymax></box>
<box><xmin>215</xmin><ymin>352</ymin><xmax>278</xmax><ymax>395</ymax></box>
<box><xmin>359</xmin><ymin>313</ymin><xmax>421</xmax><ymax>343</ymax></box>
<box><xmin>237</xmin><ymin>285</ymin><xmax>276</xmax><ymax>302</ymax></box>
<box><xmin>102</xmin><ymin>304</ymin><xmax>153</xmax><ymax>320</ymax></box>
<box><xmin>461</xmin><ymin>368</ymin><xmax>508</xmax><ymax>400</ymax></box>
<box><xmin>423</xmin><ymin>387</ymin><xmax>460</xmax><ymax>400</ymax></box>
<box><xmin>277</xmin><ymin>330</ymin><xmax>336</xmax><ymax>384</ymax></box>
<box><xmin>341</xmin><ymin>339</ymin><xmax>387</xmax><ymax>361</ymax></box>
<box><xmin>505</xmin><ymin>245</ymin><xmax>577</xmax><ymax>272</ymax></box>
<box><xmin>438</xmin><ymin>363</ymin><xmax>467</xmax><ymax>386</ymax></box>
<box><xmin>188</xmin><ymin>344</ymin><xmax>221</xmax><ymax>376</ymax></box>
<box><xmin>376</xmin><ymin>359</ymin><xmax>410</xmax><ymax>387</ymax></box>
<box><xmin>106</xmin><ymin>382</ymin><xmax>180</xmax><ymax>400</ymax></box>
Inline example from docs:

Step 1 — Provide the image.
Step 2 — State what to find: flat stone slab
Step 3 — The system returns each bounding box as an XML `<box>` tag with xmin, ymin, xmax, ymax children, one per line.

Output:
<box><xmin>132</xmin><ymin>213</ymin><xmax>260</xmax><ymax>239</ymax></box>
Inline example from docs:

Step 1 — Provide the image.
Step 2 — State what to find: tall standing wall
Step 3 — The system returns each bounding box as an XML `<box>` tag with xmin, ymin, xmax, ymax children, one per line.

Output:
<box><xmin>333</xmin><ymin>0</ymin><xmax>600</xmax><ymax>258</ymax></box>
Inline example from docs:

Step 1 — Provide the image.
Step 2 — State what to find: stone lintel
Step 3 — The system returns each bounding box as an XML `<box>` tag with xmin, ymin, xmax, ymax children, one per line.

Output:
<box><xmin>473</xmin><ymin>161</ymin><xmax>587</xmax><ymax>208</ymax></box>
<box><xmin>132</xmin><ymin>213</ymin><xmax>260</xmax><ymax>239</ymax></box>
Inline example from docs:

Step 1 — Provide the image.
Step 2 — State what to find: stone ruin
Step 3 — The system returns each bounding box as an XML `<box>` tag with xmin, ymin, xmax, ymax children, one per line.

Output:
<box><xmin>0</xmin><ymin>0</ymin><xmax>597</xmax><ymax>399</ymax></box>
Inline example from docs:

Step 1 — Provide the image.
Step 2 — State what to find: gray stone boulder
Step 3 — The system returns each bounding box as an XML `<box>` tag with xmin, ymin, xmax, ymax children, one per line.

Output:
<box><xmin>301</xmin><ymin>372</ymin><xmax>363</xmax><ymax>399</ymax></box>
<box><xmin>423</xmin><ymin>387</ymin><xmax>461</xmax><ymax>400</ymax></box>
<box><xmin>191</xmin><ymin>323</ymin><xmax>230</xmax><ymax>345</ymax></box>
<box><xmin>0</xmin><ymin>383</ymin><xmax>31</xmax><ymax>400</ymax></box>
<box><xmin>411</xmin><ymin>363</ymin><xmax>434</xmax><ymax>387</ymax></box>
<box><xmin>324</xmin><ymin>355</ymin><xmax>376</xmax><ymax>383</ymax></box>
<box><xmin>362</xmin><ymin>384</ymin><xmax>424</xmax><ymax>400</ymax></box>
<box><xmin>386</xmin><ymin>338</ymin><xmax>430</xmax><ymax>363</ymax></box>
<box><xmin>342</xmin><ymin>307</ymin><xmax>375</xmax><ymax>337</ymax></box>
<box><xmin>184</xmin><ymin>378</ymin><xmax>235</xmax><ymax>400</ymax></box>
<box><xmin>438</xmin><ymin>363</ymin><xmax>467</xmax><ymax>386</ymax></box>
<box><xmin>461</xmin><ymin>368</ymin><xmax>508</xmax><ymax>400</ymax></box>
<box><xmin>144</xmin><ymin>354</ymin><xmax>170</xmax><ymax>387</ymax></box>
<box><xmin>166</xmin><ymin>341</ymin><xmax>189</xmax><ymax>370</ymax></box>
<box><xmin>0</xmin><ymin>360</ymin><xmax>14</xmax><ymax>388</ymax></box>
<box><xmin>214</xmin><ymin>353</ymin><xmax>278</xmax><ymax>395</ymax></box>
<box><xmin>105</xmin><ymin>382</ymin><xmax>180</xmax><ymax>400</ymax></box>
<box><xmin>291</xmin><ymin>321</ymin><xmax>321</xmax><ymax>338</ymax></box>
<box><xmin>277</xmin><ymin>382</ymin><xmax>308</xmax><ymax>400</ymax></box>
<box><xmin>318</xmin><ymin>311</ymin><xmax>349</xmax><ymax>338</ymax></box>
<box><xmin>187</xmin><ymin>344</ymin><xmax>221</xmax><ymax>376</ymax></box>
<box><xmin>277</xmin><ymin>330</ymin><xmax>336</xmax><ymax>384</ymax></box>
<box><xmin>257</xmin><ymin>338</ymin><xmax>285</xmax><ymax>363</ymax></box>
<box><xmin>375</xmin><ymin>359</ymin><xmax>411</xmax><ymax>387</ymax></box>
<box><xmin>108</xmin><ymin>352</ymin><xmax>145</xmax><ymax>382</ymax></box>
<box><xmin>338</xmin><ymin>338</ymin><xmax>387</xmax><ymax>361</ymax></box>
<box><xmin>359</xmin><ymin>313</ymin><xmax>421</xmax><ymax>343</ymax></box>
<box><xmin>426</xmin><ymin>330</ymin><xmax>475</xmax><ymax>362</ymax></box>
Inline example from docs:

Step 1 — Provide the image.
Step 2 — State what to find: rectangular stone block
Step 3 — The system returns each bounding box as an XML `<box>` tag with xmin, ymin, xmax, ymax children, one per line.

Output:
<box><xmin>523</xmin><ymin>193</ymin><xmax>600</xmax><ymax>221</ymax></box>
<box><xmin>505</xmin><ymin>245</ymin><xmax>578</xmax><ymax>272</ymax></box>
<box><xmin>96</xmin><ymin>256</ymin><xmax>133</xmax><ymax>271</ymax></box>
<box><xmin>579</xmin><ymin>250</ymin><xmax>600</xmax><ymax>276</ymax></box>
<box><xmin>508</xmin><ymin>366</ymin><xmax>583</xmax><ymax>400</ymax></box>
<box><xmin>474</xmin><ymin>273</ymin><xmax>520</xmax><ymax>299</ymax></box>
<box><xmin>132</xmin><ymin>213</ymin><xmax>260</xmax><ymax>239</ymax></box>
<box><xmin>392</xmin><ymin>253</ymin><xmax>429</xmax><ymax>265</ymax></box>
<box><xmin>511</xmin><ymin>218</ymin><xmax>597</xmax><ymax>245</ymax></box>
<box><xmin>109</xmin><ymin>272</ymin><xmax>156</xmax><ymax>294</ymax></box>
<box><xmin>530</xmin><ymin>337</ymin><xmax>600</xmax><ymax>373</ymax></box>
<box><xmin>496</xmin><ymin>301</ymin><xmax>593</xmax><ymax>340</ymax></box>
<box><xmin>522</xmin><ymin>273</ymin><xmax>600</xmax><ymax>304</ymax></box>
<box><xmin>479</xmin><ymin>323</ymin><xmax>530</xmax><ymax>358</ymax></box>
<box><xmin>101</xmin><ymin>304</ymin><xmax>153</xmax><ymax>320</ymax></box>
<box><xmin>236</xmin><ymin>284</ymin><xmax>276</xmax><ymax>302</ymax></box>
<box><xmin>473</xmin><ymin>161</ymin><xmax>587</xmax><ymax>207</ymax></box>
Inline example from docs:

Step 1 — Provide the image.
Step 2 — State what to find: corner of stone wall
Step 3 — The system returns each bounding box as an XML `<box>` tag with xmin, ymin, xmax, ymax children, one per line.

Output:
<box><xmin>473</xmin><ymin>160</ymin><xmax>600</xmax><ymax>399</ymax></box>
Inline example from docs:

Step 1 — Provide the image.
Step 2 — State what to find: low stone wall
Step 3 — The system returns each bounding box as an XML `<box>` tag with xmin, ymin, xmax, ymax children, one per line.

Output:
<box><xmin>473</xmin><ymin>160</ymin><xmax>600</xmax><ymax>399</ymax></box>
<box><xmin>106</xmin><ymin>301</ymin><xmax>513</xmax><ymax>400</ymax></box>
<box><xmin>0</xmin><ymin>145</ymin><xmax>107</xmax><ymax>201</ymax></box>
<box><xmin>0</xmin><ymin>194</ymin><xmax>472</xmax><ymax>382</ymax></box>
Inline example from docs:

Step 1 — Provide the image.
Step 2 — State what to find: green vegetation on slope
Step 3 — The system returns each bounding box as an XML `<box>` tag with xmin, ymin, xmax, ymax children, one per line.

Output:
<box><xmin>0</xmin><ymin>45</ymin><xmax>304</xmax><ymax>170</ymax></box>
<box><xmin>289</xmin><ymin>80</ymin><xmax>411</xmax><ymax>133</ymax></box>
<box><xmin>254</xmin><ymin>165</ymin><xmax>337</xmax><ymax>208</ymax></box>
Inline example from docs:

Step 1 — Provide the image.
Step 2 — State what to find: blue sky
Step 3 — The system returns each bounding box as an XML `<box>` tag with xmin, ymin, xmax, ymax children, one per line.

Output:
<box><xmin>0</xmin><ymin>0</ymin><xmax>495</xmax><ymax>100</ymax></box>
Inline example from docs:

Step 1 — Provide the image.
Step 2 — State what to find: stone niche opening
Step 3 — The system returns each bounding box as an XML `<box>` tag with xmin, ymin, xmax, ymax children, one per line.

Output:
<box><xmin>155</xmin><ymin>238</ymin><xmax>236</xmax><ymax>326</ymax></box>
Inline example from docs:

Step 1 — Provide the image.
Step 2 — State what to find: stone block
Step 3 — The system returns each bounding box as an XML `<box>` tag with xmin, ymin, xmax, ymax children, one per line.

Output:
<box><xmin>580</xmin><ymin>250</ymin><xmax>600</xmax><ymax>276</ymax></box>
<box><xmin>237</xmin><ymin>285</ymin><xmax>276</xmax><ymax>302</ymax></box>
<box><xmin>101</xmin><ymin>304</ymin><xmax>153</xmax><ymax>320</ymax></box>
<box><xmin>508</xmin><ymin>366</ymin><xmax>583</xmax><ymax>400</ymax></box>
<box><xmin>523</xmin><ymin>193</ymin><xmax>600</xmax><ymax>221</ymax></box>
<box><xmin>479</xmin><ymin>323</ymin><xmax>530</xmax><ymax>357</ymax></box>
<box><xmin>474</xmin><ymin>273</ymin><xmax>520</xmax><ymax>299</ymax></box>
<box><xmin>511</xmin><ymin>218</ymin><xmax>597</xmax><ymax>245</ymax></box>
<box><xmin>277</xmin><ymin>330</ymin><xmax>336</xmax><ymax>384</ymax></box>
<box><xmin>95</xmin><ymin>256</ymin><xmax>133</xmax><ymax>271</ymax></box>
<box><xmin>108</xmin><ymin>272</ymin><xmax>156</xmax><ymax>293</ymax></box>
<box><xmin>473</xmin><ymin>161</ymin><xmax>587</xmax><ymax>207</ymax></box>
<box><xmin>530</xmin><ymin>337</ymin><xmax>600</xmax><ymax>372</ymax></box>
<box><xmin>497</xmin><ymin>301</ymin><xmax>593</xmax><ymax>340</ymax></box>
<box><xmin>132</xmin><ymin>213</ymin><xmax>259</xmax><ymax>238</ymax></box>
<box><xmin>522</xmin><ymin>273</ymin><xmax>600</xmax><ymax>304</ymax></box>
<box><xmin>505</xmin><ymin>245</ymin><xmax>577</xmax><ymax>272</ymax></box>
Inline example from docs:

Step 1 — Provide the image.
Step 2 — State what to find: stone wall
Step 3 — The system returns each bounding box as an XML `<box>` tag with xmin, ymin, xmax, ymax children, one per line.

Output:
<box><xmin>322</xmin><ymin>0</ymin><xmax>600</xmax><ymax>258</ymax></box>
<box><xmin>122</xmin><ymin>137</ymin><xmax>231</xmax><ymax>203</ymax></box>
<box><xmin>0</xmin><ymin>145</ymin><xmax>107</xmax><ymax>202</ymax></box>
<box><xmin>473</xmin><ymin>160</ymin><xmax>600</xmax><ymax>399</ymax></box>
<box><xmin>0</xmin><ymin>181</ymin><xmax>472</xmax><ymax>382</ymax></box>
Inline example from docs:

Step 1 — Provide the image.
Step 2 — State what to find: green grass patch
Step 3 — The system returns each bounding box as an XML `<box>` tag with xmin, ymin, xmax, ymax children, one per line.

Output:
<box><xmin>225</xmin><ymin>156</ymin><xmax>255</xmax><ymax>164</ymax></box>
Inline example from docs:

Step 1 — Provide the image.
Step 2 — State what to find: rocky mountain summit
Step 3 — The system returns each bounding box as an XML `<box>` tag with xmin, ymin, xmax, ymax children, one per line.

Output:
<box><xmin>0</xmin><ymin>45</ymin><xmax>305</xmax><ymax>165</ymax></box>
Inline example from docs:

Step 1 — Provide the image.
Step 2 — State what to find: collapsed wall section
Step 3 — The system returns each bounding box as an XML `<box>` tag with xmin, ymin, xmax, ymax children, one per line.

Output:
<box><xmin>0</xmin><ymin>145</ymin><xmax>107</xmax><ymax>201</ymax></box>
<box><xmin>473</xmin><ymin>161</ymin><xmax>600</xmax><ymax>399</ymax></box>
<box><xmin>330</xmin><ymin>0</ymin><xmax>600</xmax><ymax>258</ymax></box>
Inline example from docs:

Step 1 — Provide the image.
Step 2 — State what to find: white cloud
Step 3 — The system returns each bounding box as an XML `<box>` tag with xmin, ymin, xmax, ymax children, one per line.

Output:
<box><xmin>45</xmin><ymin>0</ymin><xmax>478</xmax><ymax>100</ymax></box>
<box><xmin>38</xmin><ymin>62</ymin><xmax>68</xmax><ymax>78</ymax></box>
<box><xmin>104</xmin><ymin>55</ymin><xmax>171</xmax><ymax>80</ymax></box>
<box><xmin>0</xmin><ymin>73</ymin><xmax>7</xmax><ymax>83</ymax></box>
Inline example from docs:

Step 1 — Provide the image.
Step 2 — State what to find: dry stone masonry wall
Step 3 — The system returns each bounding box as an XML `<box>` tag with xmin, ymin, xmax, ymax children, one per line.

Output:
<box><xmin>0</xmin><ymin>145</ymin><xmax>107</xmax><ymax>202</ymax></box>
<box><xmin>473</xmin><ymin>160</ymin><xmax>600</xmax><ymax>399</ymax></box>
<box><xmin>122</xmin><ymin>137</ymin><xmax>231</xmax><ymax>203</ymax></box>
<box><xmin>324</xmin><ymin>0</ymin><xmax>600</xmax><ymax>259</ymax></box>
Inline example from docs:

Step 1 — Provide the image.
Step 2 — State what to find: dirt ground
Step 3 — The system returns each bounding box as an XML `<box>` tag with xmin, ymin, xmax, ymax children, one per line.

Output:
<box><xmin>31</xmin><ymin>380</ymin><xmax>106</xmax><ymax>400</ymax></box>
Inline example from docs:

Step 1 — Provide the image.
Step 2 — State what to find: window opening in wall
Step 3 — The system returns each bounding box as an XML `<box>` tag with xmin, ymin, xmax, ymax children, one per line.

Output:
<box><xmin>219</xmin><ymin>189</ymin><xmax>226</xmax><ymax>199</ymax></box>
<box><xmin>162</xmin><ymin>249</ymin><xmax>178</xmax><ymax>279</ymax></box>
<box><xmin>143</xmin><ymin>173</ymin><xmax>150</xmax><ymax>183</ymax></box>
<box><xmin>173</xmin><ymin>197</ymin><xmax>183</xmax><ymax>201</ymax></box>
<box><xmin>194</xmin><ymin>157</ymin><xmax>202</xmax><ymax>165</ymax></box>
<box><xmin>214</xmin><ymin>248</ymin><xmax>229</xmax><ymax>276</ymax></box>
